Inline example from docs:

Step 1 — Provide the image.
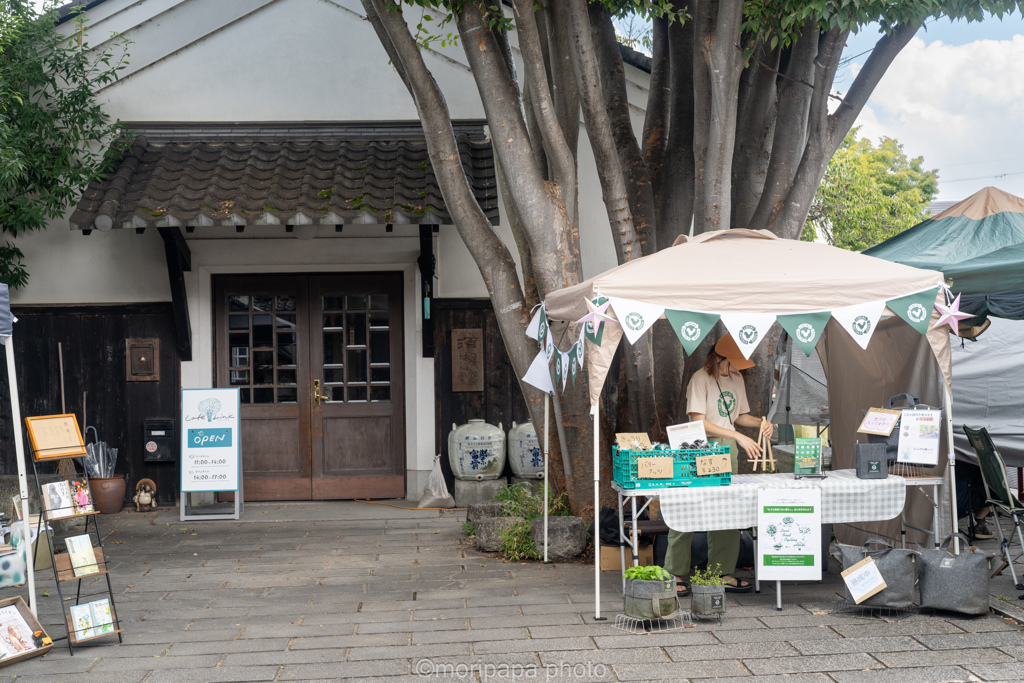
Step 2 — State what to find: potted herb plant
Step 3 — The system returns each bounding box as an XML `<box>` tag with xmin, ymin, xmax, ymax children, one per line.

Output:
<box><xmin>690</xmin><ymin>564</ymin><xmax>728</xmax><ymax>619</ymax></box>
<box><xmin>622</xmin><ymin>565</ymin><xmax>677</xmax><ymax>620</ymax></box>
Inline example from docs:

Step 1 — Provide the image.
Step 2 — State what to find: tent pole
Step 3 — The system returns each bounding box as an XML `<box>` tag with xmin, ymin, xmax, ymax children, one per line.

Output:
<box><xmin>944</xmin><ymin>384</ymin><xmax>959</xmax><ymax>554</ymax></box>
<box><xmin>543</xmin><ymin>393</ymin><xmax>550</xmax><ymax>564</ymax></box>
<box><xmin>593</xmin><ymin>405</ymin><xmax>604</xmax><ymax>620</ymax></box>
<box><xmin>784</xmin><ymin>337</ymin><xmax>793</xmax><ymax>445</ymax></box>
<box><xmin>5</xmin><ymin>336</ymin><xmax>35</xmax><ymax>615</ymax></box>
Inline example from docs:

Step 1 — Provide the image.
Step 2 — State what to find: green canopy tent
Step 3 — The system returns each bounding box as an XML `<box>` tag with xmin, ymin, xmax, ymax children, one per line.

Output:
<box><xmin>864</xmin><ymin>187</ymin><xmax>1024</xmax><ymax>319</ymax></box>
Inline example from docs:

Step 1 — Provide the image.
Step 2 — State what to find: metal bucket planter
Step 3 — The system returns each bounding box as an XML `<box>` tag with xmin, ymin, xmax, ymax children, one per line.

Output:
<box><xmin>623</xmin><ymin>578</ymin><xmax>677</xmax><ymax>620</ymax></box>
<box><xmin>690</xmin><ymin>584</ymin><xmax>726</xmax><ymax>619</ymax></box>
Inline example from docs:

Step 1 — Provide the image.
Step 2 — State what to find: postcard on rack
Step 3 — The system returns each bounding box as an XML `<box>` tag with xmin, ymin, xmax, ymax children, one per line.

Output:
<box><xmin>857</xmin><ymin>408</ymin><xmax>902</xmax><ymax>436</ymax></box>
<box><xmin>666</xmin><ymin>421</ymin><xmax>708</xmax><ymax>450</ymax></box>
<box><xmin>69</xmin><ymin>479</ymin><xmax>93</xmax><ymax>515</ymax></box>
<box><xmin>614</xmin><ymin>433</ymin><xmax>652</xmax><ymax>451</ymax></box>
<box><xmin>65</xmin><ymin>535</ymin><xmax>99</xmax><ymax>577</ymax></box>
<box><xmin>0</xmin><ymin>605</ymin><xmax>37</xmax><ymax>655</ymax></box>
<box><xmin>89</xmin><ymin>599</ymin><xmax>114</xmax><ymax>635</ymax></box>
<box><xmin>42</xmin><ymin>481</ymin><xmax>74</xmax><ymax>519</ymax></box>
<box><xmin>70</xmin><ymin>604</ymin><xmax>96</xmax><ymax>640</ymax></box>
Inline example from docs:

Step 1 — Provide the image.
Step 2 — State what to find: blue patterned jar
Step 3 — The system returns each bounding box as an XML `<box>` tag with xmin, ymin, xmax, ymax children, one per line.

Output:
<box><xmin>448</xmin><ymin>419</ymin><xmax>506</xmax><ymax>481</ymax></box>
<box><xmin>508</xmin><ymin>421</ymin><xmax>544</xmax><ymax>479</ymax></box>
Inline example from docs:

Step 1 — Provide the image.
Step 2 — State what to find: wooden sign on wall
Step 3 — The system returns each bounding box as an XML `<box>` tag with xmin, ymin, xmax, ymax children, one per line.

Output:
<box><xmin>451</xmin><ymin>329</ymin><xmax>484</xmax><ymax>392</ymax></box>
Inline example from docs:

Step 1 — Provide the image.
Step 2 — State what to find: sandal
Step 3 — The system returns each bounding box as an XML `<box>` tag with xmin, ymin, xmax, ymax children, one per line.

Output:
<box><xmin>723</xmin><ymin>577</ymin><xmax>752</xmax><ymax>593</ymax></box>
<box><xmin>676</xmin><ymin>580</ymin><xmax>691</xmax><ymax>598</ymax></box>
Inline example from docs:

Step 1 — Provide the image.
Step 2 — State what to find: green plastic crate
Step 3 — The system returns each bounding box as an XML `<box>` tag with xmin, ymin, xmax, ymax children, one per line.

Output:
<box><xmin>612</xmin><ymin>445</ymin><xmax>731</xmax><ymax>489</ymax></box>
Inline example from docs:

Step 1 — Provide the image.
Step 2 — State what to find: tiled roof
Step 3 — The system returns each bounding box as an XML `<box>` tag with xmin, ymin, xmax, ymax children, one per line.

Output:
<box><xmin>69</xmin><ymin>123</ymin><xmax>498</xmax><ymax>231</ymax></box>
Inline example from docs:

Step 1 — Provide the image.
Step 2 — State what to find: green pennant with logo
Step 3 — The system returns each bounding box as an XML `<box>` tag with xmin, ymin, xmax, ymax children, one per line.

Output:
<box><xmin>886</xmin><ymin>287</ymin><xmax>939</xmax><ymax>336</ymax></box>
<box><xmin>777</xmin><ymin>311</ymin><xmax>832</xmax><ymax>357</ymax></box>
<box><xmin>553</xmin><ymin>350</ymin><xmax>563</xmax><ymax>389</ymax></box>
<box><xmin>536</xmin><ymin>304</ymin><xmax>548</xmax><ymax>349</ymax></box>
<box><xmin>584</xmin><ymin>296</ymin><xmax>608</xmax><ymax>346</ymax></box>
<box><xmin>664</xmin><ymin>310</ymin><xmax>720</xmax><ymax>356</ymax></box>
<box><xmin>569</xmin><ymin>343</ymin><xmax>578</xmax><ymax>386</ymax></box>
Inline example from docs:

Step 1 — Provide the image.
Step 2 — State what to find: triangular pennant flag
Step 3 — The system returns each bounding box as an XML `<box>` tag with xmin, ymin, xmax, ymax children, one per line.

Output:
<box><xmin>537</xmin><ymin>306</ymin><xmax>549</xmax><ymax>348</ymax></box>
<box><xmin>609</xmin><ymin>298</ymin><xmax>664</xmax><ymax>345</ymax></box>
<box><xmin>569</xmin><ymin>344</ymin><xmax>578</xmax><ymax>387</ymax></box>
<box><xmin>544</xmin><ymin>330</ymin><xmax>555</xmax><ymax>362</ymax></box>
<box><xmin>776</xmin><ymin>311</ymin><xmax>832</xmax><ymax>357</ymax></box>
<box><xmin>526</xmin><ymin>304</ymin><xmax>544</xmax><ymax>341</ymax></box>
<box><xmin>583</xmin><ymin>296</ymin><xmax>610</xmax><ymax>345</ymax></box>
<box><xmin>719</xmin><ymin>313</ymin><xmax>777</xmax><ymax>359</ymax></box>
<box><xmin>521</xmin><ymin>349</ymin><xmax>554</xmax><ymax>394</ymax></box>
<box><xmin>886</xmin><ymin>287</ymin><xmax>939</xmax><ymax>336</ymax></box>
<box><xmin>664</xmin><ymin>310</ymin><xmax>720</xmax><ymax>356</ymax></box>
<box><xmin>574</xmin><ymin>333</ymin><xmax>586</xmax><ymax>370</ymax></box>
<box><xmin>559</xmin><ymin>351</ymin><xmax>570</xmax><ymax>390</ymax></box>
<box><xmin>832</xmin><ymin>300</ymin><xmax>887</xmax><ymax>350</ymax></box>
<box><xmin>553</xmin><ymin>350</ymin><xmax>564</xmax><ymax>389</ymax></box>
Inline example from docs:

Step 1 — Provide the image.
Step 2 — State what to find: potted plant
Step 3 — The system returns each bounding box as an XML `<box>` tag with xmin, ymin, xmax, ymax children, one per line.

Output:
<box><xmin>690</xmin><ymin>564</ymin><xmax>728</xmax><ymax>619</ymax></box>
<box><xmin>622</xmin><ymin>565</ymin><xmax>677</xmax><ymax>620</ymax></box>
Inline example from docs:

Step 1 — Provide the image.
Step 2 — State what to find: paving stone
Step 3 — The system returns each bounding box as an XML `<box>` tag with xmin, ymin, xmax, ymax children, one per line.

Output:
<box><xmin>278</xmin><ymin>659</ymin><xmax>410</xmax><ymax>679</ymax></box>
<box><xmin>145</xmin><ymin>666</ymin><xmax>281</xmax><ymax>683</ymax></box>
<box><xmin>965</xmin><ymin>662</ymin><xmax>1024</xmax><ymax>680</ymax></box>
<box><xmin>222</xmin><ymin>649</ymin><xmax>348</xmax><ymax>666</ymax></box>
<box><xmin>613</xmin><ymin>659</ymin><xmax>749</xmax><ymax>680</ymax></box>
<box><xmin>828</xmin><ymin>666</ymin><xmax>977</xmax><ymax>683</ymax></box>
<box><xmin>474</xmin><ymin>636</ymin><xmax>597</xmax><ymax>654</ymax></box>
<box><xmin>540</xmin><ymin>648</ymin><xmax>672</xmax><ymax>664</ymax></box>
<box><xmin>593</xmin><ymin>632</ymin><xmax>718</xmax><ymax>649</ymax></box>
<box><xmin>689</xmin><ymin>677</ymin><xmax>833</xmax><ymax>683</ymax></box>
<box><xmin>664</xmin><ymin>641</ymin><xmax>800</xmax><ymax>661</ymax></box>
<box><xmin>829</xmin><ymin>619</ymin><xmax>967</xmax><ymax>638</ymax></box>
<box><xmin>411</xmin><ymin>627</ymin><xmax>528</xmax><ymax>644</ymax></box>
<box><xmin>165</xmin><ymin>638</ymin><xmax>291</xmax><ymax>656</ymax></box>
<box><xmin>745</xmin><ymin>652</ymin><xmax>883</xmax><ymax>674</ymax></box>
<box><xmin>90</xmin><ymin>654</ymin><xmax>224</xmax><ymax>671</ymax></box>
<box><xmin>714</xmin><ymin>625</ymin><xmax>843</xmax><ymax>643</ymax></box>
<box><xmin>470</xmin><ymin>614</ymin><xmax>585</xmax><ymax>629</ymax></box>
<box><xmin>788</xmin><ymin>635</ymin><xmax>925</xmax><ymax>655</ymax></box>
<box><xmin>9</xmin><ymin>674</ymin><xmax>150</xmax><ymax>683</ymax></box>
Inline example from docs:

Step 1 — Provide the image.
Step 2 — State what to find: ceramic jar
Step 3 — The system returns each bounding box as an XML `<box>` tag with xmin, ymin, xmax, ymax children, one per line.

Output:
<box><xmin>507</xmin><ymin>421</ymin><xmax>544</xmax><ymax>479</ymax></box>
<box><xmin>448</xmin><ymin>419</ymin><xmax>506</xmax><ymax>480</ymax></box>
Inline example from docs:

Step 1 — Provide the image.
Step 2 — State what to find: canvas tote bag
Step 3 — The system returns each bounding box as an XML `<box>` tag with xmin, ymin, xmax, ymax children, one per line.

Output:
<box><xmin>918</xmin><ymin>533</ymin><xmax>993</xmax><ymax>615</ymax></box>
<box><xmin>839</xmin><ymin>538</ymin><xmax>918</xmax><ymax>608</ymax></box>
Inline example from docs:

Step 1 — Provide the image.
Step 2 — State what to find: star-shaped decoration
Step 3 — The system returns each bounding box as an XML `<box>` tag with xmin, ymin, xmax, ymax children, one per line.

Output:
<box><xmin>574</xmin><ymin>297</ymin><xmax>616</xmax><ymax>328</ymax></box>
<box><xmin>932</xmin><ymin>293</ymin><xmax>973</xmax><ymax>334</ymax></box>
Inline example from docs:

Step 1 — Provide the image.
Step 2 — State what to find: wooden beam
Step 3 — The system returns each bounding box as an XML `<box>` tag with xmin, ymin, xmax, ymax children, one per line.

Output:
<box><xmin>158</xmin><ymin>227</ymin><xmax>192</xmax><ymax>361</ymax></box>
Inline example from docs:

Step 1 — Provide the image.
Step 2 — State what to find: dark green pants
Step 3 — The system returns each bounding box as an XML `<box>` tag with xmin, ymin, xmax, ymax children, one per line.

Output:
<box><xmin>664</xmin><ymin>438</ymin><xmax>740</xmax><ymax>578</ymax></box>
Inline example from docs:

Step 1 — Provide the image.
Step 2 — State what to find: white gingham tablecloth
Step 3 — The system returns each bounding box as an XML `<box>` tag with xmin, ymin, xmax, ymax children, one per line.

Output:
<box><xmin>655</xmin><ymin>469</ymin><xmax>906</xmax><ymax>532</ymax></box>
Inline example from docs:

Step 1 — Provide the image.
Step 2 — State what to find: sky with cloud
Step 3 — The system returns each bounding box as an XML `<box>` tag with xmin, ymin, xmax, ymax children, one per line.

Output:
<box><xmin>839</xmin><ymin>11</ymin><xmax>1024</xmax><ymax>201</ymax></box>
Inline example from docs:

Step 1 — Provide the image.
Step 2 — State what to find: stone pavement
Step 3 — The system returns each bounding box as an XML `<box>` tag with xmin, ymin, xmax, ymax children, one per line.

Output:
<box><xmin>2</xmin><ymin>501</ymin><xmax>1024</xmax><ymax>682</ymax></box>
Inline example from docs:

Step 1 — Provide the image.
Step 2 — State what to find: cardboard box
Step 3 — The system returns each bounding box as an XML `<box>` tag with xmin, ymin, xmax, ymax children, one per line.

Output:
<box><xmin>600</xmin><ymin>543</ymin><xmax>653</xmax><ymax>571</ymax></box>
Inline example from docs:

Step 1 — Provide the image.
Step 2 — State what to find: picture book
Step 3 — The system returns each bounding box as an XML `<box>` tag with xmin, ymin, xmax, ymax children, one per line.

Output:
<box><xmin>0</xmin><ymin>605</ymin><xmax>36</xmax><ymax>655</ymax></box>
<box><xmin>89</xmin><ymin>599</ymin><xmax>114</xmax><ymax>635</ymax></box>
<box><xmin>70</xmin><ymin>603</ymin><xmax>96</xmax><ymax>640</ymax></box>
<box><xmin>65</xmin><ymin>535</ymin><xmax>99</xmax><ymax>577</ymax></box>
<box><xmin>42</xmin><ymin>481</ymin><xmax>74</xmax><ymax>518</ymax></box>
<box><xmin>69</xmin><ymin>479</ymin><xmax>93</xmax><ymax>515</ymax></box>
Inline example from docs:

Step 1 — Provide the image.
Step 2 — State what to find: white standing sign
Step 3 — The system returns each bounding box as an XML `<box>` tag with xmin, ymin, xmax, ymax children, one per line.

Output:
<box><xmin>896</xmin><ymin>408</ymin><xmax>942</xmax><ymax>466</ymax></box>
<box><xmin>180</xmin><ymin>389</ymin><xmax>243</xmax><ymax>521</ymax></box>
<box><xmin>757</xmin><ymin>488</ymin><xmax>821</xmax><ymax>582</ymax></box>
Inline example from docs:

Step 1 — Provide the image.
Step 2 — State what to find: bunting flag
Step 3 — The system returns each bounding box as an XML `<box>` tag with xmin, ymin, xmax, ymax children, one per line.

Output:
<box><xmin>832</xmin><ymin>300</ymin><xmax>886</xmax><ymax>350</ymax></box>
<box><xmin>886</xmin><ymin>287</ymin><xmax>939</xmax><ymax>336</ymax></box>
<box><xmin>521</xmin><ymin>349</ymin><xmax>554</xmax><ymax>394</ymax></box>
<box><xmin>544</xmin><ymin>329</ymin><xmax>555</xmax><ymax>362</ymax></box>
<box><xmin>720</xmin><ymin>313</ymin><xmax>777</xmax><ymax>359</ymax></box>
<box><xmin>664</xmin><ymin>310</ymin><xmax>720</xmax><ymax>356</ymax></box>
<box><xmin>537</xmin><ymin>307</ymin><xmax>549</xmax><ymax>348</ymax></box>
<box><xmin>583</xmin><ymin>296</ymin><xmax>611</xmax><ymax>346</ymax></box>
<box><xmin>569</xmin><ymin>344</ymin><xmax>579</xmax><ymax>386</ymax></box>
<box><xmin>553</xmin><ymin>350</ymin><xmax>564</xmax><ymax>389</ymax></box>
<box><xmin>777</xmin><ymin>311</ymin><xmax>832</xmax><ymax>357</ymax></box>
<box><xmin>574</xmin><ymin>333</ymin><xmax>586</xmax><ymax>370</ymax></box>
<box><xmin>609</xmin><ymin>298</ymin><xmax>665</xmax><ymax>345</ymax></box>
<box><xmin>525</xmin><ymin>304</ymin><xmax>544</xmax><ymax>341</ymax></box>
<box><xmin>559</xmin><ymin>351</ymin><xmax>570</xmax><ymax>390</ymax></box>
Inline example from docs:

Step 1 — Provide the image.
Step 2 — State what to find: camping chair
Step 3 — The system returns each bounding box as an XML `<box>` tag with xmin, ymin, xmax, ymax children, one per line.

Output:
<box><xmin>963</xmin><ymin>425</ymin><xmax>1024</xmax><ymax>589</ymax></box>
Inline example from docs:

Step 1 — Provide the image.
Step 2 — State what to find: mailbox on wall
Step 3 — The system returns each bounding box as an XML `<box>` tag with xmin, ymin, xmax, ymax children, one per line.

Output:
<box><xmin>143</xmin><ymin>419</ymin><xmax>175</xmax><ymax>462</ymax></box>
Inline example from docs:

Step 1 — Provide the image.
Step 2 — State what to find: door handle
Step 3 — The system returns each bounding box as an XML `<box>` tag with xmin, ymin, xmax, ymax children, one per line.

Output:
<box><xmin>313</xmin><ymin>379</ymin><xmax>323</xmax><ymax>406</ymax></box>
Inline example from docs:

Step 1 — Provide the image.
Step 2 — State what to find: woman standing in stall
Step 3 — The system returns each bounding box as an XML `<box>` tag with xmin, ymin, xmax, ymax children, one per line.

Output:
<box><xmin>666</xmin><ymin>333</ymin><xmax>773</xmax><ymax>596</ymax></box>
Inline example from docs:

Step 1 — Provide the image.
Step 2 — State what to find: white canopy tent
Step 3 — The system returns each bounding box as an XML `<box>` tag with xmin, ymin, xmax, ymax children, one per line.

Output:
<box><xmin>537</xmin><ymin>230</ymin><xmax>957</xmax><ymax>619</ymax></box>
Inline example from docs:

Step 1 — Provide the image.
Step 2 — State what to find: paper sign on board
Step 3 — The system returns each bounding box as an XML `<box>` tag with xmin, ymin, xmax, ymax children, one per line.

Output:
<box><xmin>637</xmin><ymin>457</ymin><xmax>673</xmax><ymax>479</ymax></box>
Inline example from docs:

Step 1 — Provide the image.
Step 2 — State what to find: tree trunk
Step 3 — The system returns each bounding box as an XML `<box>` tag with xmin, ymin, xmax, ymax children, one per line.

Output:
<box><xmin>655</xmin><ymin>15</ymin><xmax>695</xmax><ymax>244</ymax></box>
<box><xmin>690</xmin><ymin>1</ymin><xmax>715</xmax><ymax>234</ymax></box>
<box><xmin>731</xmin><ymin>41</ymin><xmax>779</xmax><ymax>229</ymax></box>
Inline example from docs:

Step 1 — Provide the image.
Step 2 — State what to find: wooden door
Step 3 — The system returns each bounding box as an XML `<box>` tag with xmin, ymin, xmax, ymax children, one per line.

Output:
<box><xmin>214</xmin><ymin>273</ymin><xmax>405</xmax><ymax>500</ymax></box>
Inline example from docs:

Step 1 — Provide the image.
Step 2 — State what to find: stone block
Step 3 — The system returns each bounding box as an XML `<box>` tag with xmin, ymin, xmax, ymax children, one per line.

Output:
<box><xmin>453</xmin><ymin>478</ymin><xmax>507</xmax><ymax>507</ymax></box>
<box><xmin>474</xmin><ymin>516</ymin><xmax>525</xmax><ymax>552</ymax></box>
<box><xmin>530</xmin><ymin>516</ymin><xmax>585</xmax><ymax>561</ymax></box>
<box><xmin>466</xmin><ymin>501</ymin><xmax>509</xmax><ymax>523</ymax></box>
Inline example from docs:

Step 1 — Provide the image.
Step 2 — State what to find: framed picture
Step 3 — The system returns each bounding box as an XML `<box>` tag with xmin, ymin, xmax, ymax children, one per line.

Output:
<box><xmin>24</xmin><ymin>415</ymin><xmax>86</xmax><ymax>460</ymax></box>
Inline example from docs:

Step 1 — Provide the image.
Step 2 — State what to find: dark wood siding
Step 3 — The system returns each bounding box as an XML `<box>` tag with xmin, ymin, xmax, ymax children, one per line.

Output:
<box><xmin>0</xmin><ymin>305</ymin><xmax>180</xmax><ymax>504</ymax></box>
<box><xmin>433</xmin><ymin>299</ymin><xmax>529</xmax><ymax>491</ymax></box>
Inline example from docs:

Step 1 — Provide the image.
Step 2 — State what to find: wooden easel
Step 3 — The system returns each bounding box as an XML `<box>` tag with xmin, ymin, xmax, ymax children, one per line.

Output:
<box><xmin>748</xmin><ymin>418</ymin><xmax>776</xmax><ymax>472</ymax></box>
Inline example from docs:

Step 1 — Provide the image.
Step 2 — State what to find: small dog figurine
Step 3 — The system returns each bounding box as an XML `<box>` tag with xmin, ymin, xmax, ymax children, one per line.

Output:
<box><xmin>133</xmin><ymin>478</ymin><xmax>158</xmax><ymax>511</ymax></box>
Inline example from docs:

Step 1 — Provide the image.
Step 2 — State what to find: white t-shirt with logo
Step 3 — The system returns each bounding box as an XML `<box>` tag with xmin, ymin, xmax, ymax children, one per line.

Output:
<box><xmin>685</xmin><ymin>368</ymin><xmax>750</xmax><ymax>430</ymax></box>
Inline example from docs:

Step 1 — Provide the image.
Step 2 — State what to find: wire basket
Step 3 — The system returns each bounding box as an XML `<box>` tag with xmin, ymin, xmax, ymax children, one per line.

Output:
<box><xmin>612</xmin><ymin>445</ymin><xmax>732</xmax><ymax>490</ymax></box>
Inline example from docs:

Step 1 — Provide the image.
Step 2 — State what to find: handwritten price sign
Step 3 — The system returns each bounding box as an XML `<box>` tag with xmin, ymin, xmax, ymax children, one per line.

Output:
<box><xmin>695</xmin><ymin>454</ymin><xmax>730</xmax><ymax>476</ymax></box>
<box><xmin>637</xmin><ymin>457</ymin><xmax>673</xmax><ymax>479</ymax></box>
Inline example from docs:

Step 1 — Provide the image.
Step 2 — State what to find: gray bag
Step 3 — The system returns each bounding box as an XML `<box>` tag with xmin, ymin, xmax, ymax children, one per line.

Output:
<box><xmin>918</xmin><ymin>533</ymin><xmax>993</xmax><ymax>615</ymax></box>
<box><xmin>839</xmin><ymin>538</ymin><xmax>918</xmax><ymax>608</ymax></box>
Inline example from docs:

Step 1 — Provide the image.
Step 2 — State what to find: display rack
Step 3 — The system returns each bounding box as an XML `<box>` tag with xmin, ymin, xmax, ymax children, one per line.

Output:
<box><xmin>27</xmin><ymin>418</ymin><xmax>123</xmax><ymax>655</ymax></box>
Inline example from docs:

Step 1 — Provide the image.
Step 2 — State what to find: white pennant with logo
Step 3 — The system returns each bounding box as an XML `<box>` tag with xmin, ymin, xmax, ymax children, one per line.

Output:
<box><xmin>832</xmin><ymin>300</ymin><xmax>887</xmax><ymax>350</ymax></box>
<box><xmin>525</xmin><ymin>305</ymin><xmax>544</xmax><ymax>340</ymax></box>
<box><xmin>521</xmin><ymin>349</ymin><xmax>554</xmax><ymax>394</ymax></box>
<box><xmin>609</xmin><ymin>298</ymin><xmax>665</xmax><ymax>345</ymax></box>
<box><xmin>720</xmin><ymin>313</ymin><xmax>777</xmax><ymax>359</ymax></box>
<box><xmin>559</xmin><ymin>351</ymin><xmax>570</xmax><ymax>390</ymax></box>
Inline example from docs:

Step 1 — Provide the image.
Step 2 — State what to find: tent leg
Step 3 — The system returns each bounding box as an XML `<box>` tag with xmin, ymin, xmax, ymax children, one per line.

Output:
<box><xmin>5</xmin><ymin>337</ymin><xmax>35</xmax><ymax>615</ymax></box>
<box><xmin>944</xmin><ymin>385</ymin><xmax>959</xmax><ymax>554</ymax></box>
<box><xmin>543</xmin><ymin>394</ymin><xmax>550</xmax><ymax>564</ymax></box>
<box><xmin>593</xmin><ymin>406</ymin><xmax>604</xmax><ymax>621</ymax></box>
